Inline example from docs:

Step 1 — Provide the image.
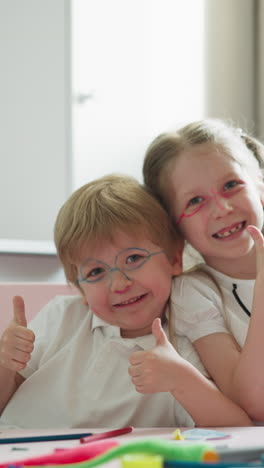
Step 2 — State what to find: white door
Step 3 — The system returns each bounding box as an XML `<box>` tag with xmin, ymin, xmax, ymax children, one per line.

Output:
<box><xmin>72</xmin><ymin>0</ymin><xmax>206</xmax><ymax>189</ymax></box>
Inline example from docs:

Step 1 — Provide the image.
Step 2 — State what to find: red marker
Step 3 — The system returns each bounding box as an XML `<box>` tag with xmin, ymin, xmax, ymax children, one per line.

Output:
<box><xmin>0</xmin><ymin>439</ymin><xmax>119</xmax><ymax>467</ymax></box>
<box><xmin>80</xmin><ymin>426</ymin><xmax>133</xmax><ymax>444</ymax></box>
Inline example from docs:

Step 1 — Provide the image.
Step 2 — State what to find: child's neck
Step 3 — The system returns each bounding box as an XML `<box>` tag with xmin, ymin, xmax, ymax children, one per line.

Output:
<box><xmin>204</xmin><ymin>250</ymin><xmax>257</xmax><ymax>280</ymax></box>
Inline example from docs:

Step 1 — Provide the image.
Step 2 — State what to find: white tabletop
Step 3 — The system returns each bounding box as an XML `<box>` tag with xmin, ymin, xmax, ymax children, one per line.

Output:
<box><xmin>0</xmin><ymin>426</ymin><xmax>263</xmax><ymax>467</ymax></box>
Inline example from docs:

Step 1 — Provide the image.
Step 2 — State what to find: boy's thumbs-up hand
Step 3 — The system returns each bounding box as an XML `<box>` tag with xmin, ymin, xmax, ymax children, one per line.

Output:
<box><xmin>13</xmin><ymin>296</ymin><xmax>27</xmax><ymax>327</ymax></box>
<box><xmin>151</xmin><ymin>316</ymin><xmax>168</xmax><ymax>346</ymax></box>
<box><xmin>128</xmin><ymin>317</ymin><xmax>183</xmax><ymax>393</ymax></box>
<box><xmin>0</xmin><ymin>296</ymin><xmax>35</xmax><ymax>372</ymax></box>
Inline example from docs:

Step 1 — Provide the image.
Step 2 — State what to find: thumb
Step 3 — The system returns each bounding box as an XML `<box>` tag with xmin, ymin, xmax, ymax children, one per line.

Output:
<box><xmin>247</xmin><ymin>225</ymin><xmax>264</xmax><ymax>273</ymax></box>
<box><xmin>152</xmin><ymin>318</ymin><xmax>168</xmax><ymax>346</ymax></box>
<box><xmin>13</xmin><ymin>296</ymin><xmax>27</xmax><ymax>327</ymax></box>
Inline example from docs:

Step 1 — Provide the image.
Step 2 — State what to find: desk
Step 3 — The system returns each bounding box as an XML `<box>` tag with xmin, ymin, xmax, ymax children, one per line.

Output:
<box><xmin>0</xmin><ymin>427</ymin><xmax>263</xmax><ymax>467</ymax></box>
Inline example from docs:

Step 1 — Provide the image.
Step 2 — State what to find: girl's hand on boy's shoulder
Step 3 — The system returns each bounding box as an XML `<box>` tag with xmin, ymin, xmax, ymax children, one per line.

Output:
<box><xmin>247</xmin><ymin>225</ymin><xmax>264</xmax><ymax>278</ymax></box>
<box><xmin>128</xmin><ymin>318</ymin><xmax>184</xmax><ymax>394</ymax></box>
<box><xmin>0</xmin><ymin>296</ymin><xmax>35</xmax><ymax>372</ymax></box>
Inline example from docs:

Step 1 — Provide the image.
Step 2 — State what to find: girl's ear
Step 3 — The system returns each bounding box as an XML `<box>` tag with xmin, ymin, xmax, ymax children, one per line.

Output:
<box><xmin>257</xmin><ymin>174</ymin><xmax>264</xmax><ymax>205</ymax></box>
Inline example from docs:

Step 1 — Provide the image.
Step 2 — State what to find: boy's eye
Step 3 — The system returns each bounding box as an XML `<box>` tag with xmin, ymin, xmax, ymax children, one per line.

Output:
<box><xmin>87</xmin><ymin>267</ymin><xmax>105</xmax><ymax>279</ymax></box>
<box><xmin>126</xmin><ymin>254</ymin><xmax>145</xmax><ymax>265</ymax></box>
<box><xmin>187</xmin><ymin>196</ymin><xmax>204</xmax><ymax>207</ymax></box>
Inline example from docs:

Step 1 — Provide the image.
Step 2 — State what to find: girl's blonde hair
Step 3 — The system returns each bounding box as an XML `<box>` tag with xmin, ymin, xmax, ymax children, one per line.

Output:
<box><xmin>54</xmin><ymin>174</ymin><xmax>182</xmax><ymax>288</ymax></box>
<box><xmin>143</xmin><ymin>118</ymin><xmax>264</xmax><ymax>216</ymax></box>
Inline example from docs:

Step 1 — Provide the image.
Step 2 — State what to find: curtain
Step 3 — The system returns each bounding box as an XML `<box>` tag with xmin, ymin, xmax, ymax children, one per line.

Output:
<box><xmin>205</xmin><ymin>0</ymin><xmax>264</xmax><ymax>141</ymax></box>
<box><xmin>257</xmin><ymin>0</ymin><xmax>264</xmax><ymax>140</ymax></box>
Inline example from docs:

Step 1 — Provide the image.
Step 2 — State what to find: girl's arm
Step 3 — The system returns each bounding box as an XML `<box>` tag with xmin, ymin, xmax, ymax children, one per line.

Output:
<box><xmin>195</xmin><ymin>226</ymin><xmax>264</xmax><ymax>422</ymax></box>
<box><xmin>129</xmin><ymin>318</ymin><xmax>252</xmax><ymax>427</ymax></box>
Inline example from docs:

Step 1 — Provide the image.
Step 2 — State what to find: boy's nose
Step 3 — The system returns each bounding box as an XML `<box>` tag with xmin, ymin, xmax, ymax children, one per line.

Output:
<box><xmin>109</xmin><ymin>269</ymin><xmax>133</xmax><ymax>293</ymax></box>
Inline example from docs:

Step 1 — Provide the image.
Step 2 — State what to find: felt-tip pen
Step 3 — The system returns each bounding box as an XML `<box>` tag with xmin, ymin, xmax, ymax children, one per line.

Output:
<box><xmin>166</xmin><ymin>445</ymin><xmax>264</xmax><ymax>466</ymax></box>
<box><xmin>0</xmin><ymin>432</ymin><xmax>92</xmax><ymax>444</ymax></box>
<box><xmin>80</xmin><ymin>426</ymin><xmax>133</xmax><ymax>443</ymax></box>
<box><xmin>217</xmin><ymin>445</ymin><xmax>264</xmax><ymax>463</ymax></box>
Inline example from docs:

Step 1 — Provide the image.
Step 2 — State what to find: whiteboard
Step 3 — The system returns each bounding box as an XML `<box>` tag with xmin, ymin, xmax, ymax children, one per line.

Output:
<box><xmin>0</xmin><ymin>0</ymin><xmax>71</xmax><ymax>255</ymax></box>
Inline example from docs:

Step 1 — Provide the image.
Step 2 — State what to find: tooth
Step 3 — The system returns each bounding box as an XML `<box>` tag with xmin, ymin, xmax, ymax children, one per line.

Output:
<box><xmin>215</xmin><ymin>222</ymin><xmax>244</xmax><ymax>238</ymax></box>
<box><xmin>120</xmin><ymin>296</ymin><xmax>140</xmax><ymax>305</ymax></box>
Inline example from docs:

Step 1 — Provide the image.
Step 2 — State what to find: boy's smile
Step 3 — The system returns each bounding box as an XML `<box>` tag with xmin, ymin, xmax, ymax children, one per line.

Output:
<box><xmin>77</xmin><ymin>231</ymin><xmax>181</xmax><ymax>338</ymax></box>
<box><xmin>168</xmin><ymin>143</ymin><xmax>264</xmax><ymax>278</ymax></box>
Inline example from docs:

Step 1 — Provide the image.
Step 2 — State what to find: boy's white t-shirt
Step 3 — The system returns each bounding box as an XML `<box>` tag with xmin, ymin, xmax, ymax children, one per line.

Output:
<box><xmin>172</xmin><ymin>264</ymin><xmax>254</xmax><ymax>348</ymax></box>
<box><xmin>0</xmin><ymin>294</ymin><xmax>206</xmax><ymax>429</ymax></box>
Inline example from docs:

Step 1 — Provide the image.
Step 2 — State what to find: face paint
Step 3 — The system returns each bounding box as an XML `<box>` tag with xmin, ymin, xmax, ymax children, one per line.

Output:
<box><xmin>177</xmin><ymin>183</ymin><xmax>244</xmax><ymax>225</ymax></box>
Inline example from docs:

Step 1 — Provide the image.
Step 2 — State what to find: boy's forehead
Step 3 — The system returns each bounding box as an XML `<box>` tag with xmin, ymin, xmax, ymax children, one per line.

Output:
<box><xmin>76</xmin><ymin>229</ymin><xmax>161</xmax><ymax>261</ymax></box>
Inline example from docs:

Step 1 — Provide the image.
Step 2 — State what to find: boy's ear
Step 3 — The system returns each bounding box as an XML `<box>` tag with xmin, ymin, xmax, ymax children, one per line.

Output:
<box><xmin>171</xmin><ymin>244</ymin><xmax>184</xmax><ymax>276</ymax></box>
<box><xmin>82</xmin><ymin>295</ymin><xmax>88</xmax><ymax>305</ymax></box>
<box><xmin>78</xmin><ymin>284</ymin><xmax>88</xmax><ymax>305</ymax></box>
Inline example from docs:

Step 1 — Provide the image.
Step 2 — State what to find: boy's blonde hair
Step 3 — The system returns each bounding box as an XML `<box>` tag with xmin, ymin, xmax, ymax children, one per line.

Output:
<box><xmin>143</xmin><ymin>118</ymin><xmax>264</xmax><ymax>216</ymax></box>
<box><xmin>54</xmin><ymin>174</ymin><xmax>182</xmax><ymax>287</ymax></box>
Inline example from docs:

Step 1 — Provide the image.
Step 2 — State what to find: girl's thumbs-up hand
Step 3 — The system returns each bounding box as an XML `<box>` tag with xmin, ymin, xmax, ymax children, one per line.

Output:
<box><xmin>0</xmin><ymin>296</ymin><xmax>35</xmax><ymax>372</ymax></box>
<box><xmin>247</xmin><ymin>225</ymin><xmax>264</xmax><ymax>278</ymax></box>
<box><xmin>128</xmin><ymin>318</ymin><xmax>183</xmax><ymax>393</ymax></box>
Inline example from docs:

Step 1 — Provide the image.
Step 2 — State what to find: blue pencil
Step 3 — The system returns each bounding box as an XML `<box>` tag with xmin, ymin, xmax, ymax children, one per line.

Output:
<box><xmin>0</xmin><ymin>432</ymin><xmax>92</xmax><ymax>444</ymax></box>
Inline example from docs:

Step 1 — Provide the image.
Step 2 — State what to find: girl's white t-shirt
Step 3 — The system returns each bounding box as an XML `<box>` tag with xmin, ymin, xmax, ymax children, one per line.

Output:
<box><xmin>172</xmin><ymin>264</ymin><xmax>254</xmax><ymax>348</ymax></box>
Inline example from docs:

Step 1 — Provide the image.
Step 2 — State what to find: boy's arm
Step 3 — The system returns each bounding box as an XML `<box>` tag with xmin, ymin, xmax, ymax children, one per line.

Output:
<box><xmin>0</xmin><ymin>296</ymin><xmax>34</xmax><ymax>414</ymax></box>
<box><xmin>0</xmin><ymin>369</ymin><xmax>25</xmax><ymax>414</ymax></box>
<box><xmin>129</xmin><ymin>319</ymin><xmax>252</xmax><ymax>427</ymax></box>
<box><xmin>194</xmin><ymin>226</ymin><xmax>264</xmax><ymax>422</ymax></box>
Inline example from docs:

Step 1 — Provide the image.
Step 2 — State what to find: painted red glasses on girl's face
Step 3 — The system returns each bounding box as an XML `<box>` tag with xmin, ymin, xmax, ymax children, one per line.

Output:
<box><xmin>176</xmin><ymin>181</ymin><xmax>246</xmax><ymax>225</ymax></box>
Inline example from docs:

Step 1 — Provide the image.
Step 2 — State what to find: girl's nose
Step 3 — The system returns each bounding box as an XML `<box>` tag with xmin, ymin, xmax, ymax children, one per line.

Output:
<box><xmin>109</xmin><ymin>269</ymin><xmax>133</xmax><ymax>293</ymax></box>
<box><xmin>210</xmin><ymin>191</ymin><xmax>233</xmax><ymax>217</ymax></box>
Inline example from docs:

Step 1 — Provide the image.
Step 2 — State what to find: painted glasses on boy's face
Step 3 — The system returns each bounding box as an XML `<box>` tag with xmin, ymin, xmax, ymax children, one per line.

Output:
<box><xmin>78</xmin><ymin>247</ymin><xmax>165</xmax><ymax>286</ymax></box>
<box><xmin>176</xmin><ymin>180</ymin><xmax>245</xmax><ymax>224</ymax></box>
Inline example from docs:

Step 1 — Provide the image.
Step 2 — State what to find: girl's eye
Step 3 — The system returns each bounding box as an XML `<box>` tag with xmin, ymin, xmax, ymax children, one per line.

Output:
<box><xmin>224</xmin><ymin>180</ymin><xmax>239</xmax><ymax>191</ymax></box>
<box><xmin>223</xmin><ymin>180</ymin><xmax>244</xmax><ymax>192</ymax></box>
<box><xmin>187</xmin><ymin>196</ymin><xmax>204</xmax><ymax>207</ymax></box>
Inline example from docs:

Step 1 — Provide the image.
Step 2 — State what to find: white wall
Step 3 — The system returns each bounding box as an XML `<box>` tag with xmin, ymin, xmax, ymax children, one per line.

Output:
<box><xmin>0</xmin><ymin>0</ymin><xmax>259</xmax><ymax>283</ymax></box>
<box><xmin>0</xmin><ymin>254</ymin><xmax>65</xmax><ymax>282</ymax></box>
<box><xmin>0</xmin><ymin>0</ymin><xmax>71</xmax><ymax>282</ymax></box>
<box><xmin>0</xmin><ymin>0</ymin><xmax>71</xmax><ymax>253</ymax></box>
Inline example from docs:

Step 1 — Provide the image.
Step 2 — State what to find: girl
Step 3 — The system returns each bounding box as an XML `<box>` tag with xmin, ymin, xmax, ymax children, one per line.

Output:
<box><xmin>142</xmin><ymin>119</ymin><xmax>264</xmax><ymax>422</ymax></box>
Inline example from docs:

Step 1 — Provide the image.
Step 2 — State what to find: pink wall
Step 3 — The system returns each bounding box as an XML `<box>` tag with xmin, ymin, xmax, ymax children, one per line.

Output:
<box><xmin>0</xmin><ymin>283</ymin><xmax>79</xmax><ymax>333</ymax></box>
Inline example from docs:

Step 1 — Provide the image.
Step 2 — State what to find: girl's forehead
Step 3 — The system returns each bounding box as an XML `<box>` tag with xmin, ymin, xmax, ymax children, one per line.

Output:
<box><xmin>179</xmin><ymin>142</ymin><xmax>231</xmax><ymax>163</ymax></box>
<box><xmin>167</xmin><ymin>144</ymin><xmax>247</xmax><ymax>199</ymax></box>
<box><xmin>171</xmin><ymin>144</ymin><xmax>240</xmax><ymax>179</ymax></box>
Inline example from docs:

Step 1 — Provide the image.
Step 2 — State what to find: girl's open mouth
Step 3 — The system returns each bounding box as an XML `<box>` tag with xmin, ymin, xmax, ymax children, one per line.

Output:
<box><xmin>213</xmin><ymin>221</ymin><xmax>246</xmax><ymax>239</ymax></box>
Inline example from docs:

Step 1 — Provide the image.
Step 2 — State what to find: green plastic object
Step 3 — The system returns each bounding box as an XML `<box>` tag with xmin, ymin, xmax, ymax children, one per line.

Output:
<box><xmin>45</xmin><ymin>438</ymin><xmax>215</xmax><ymax>468</ymax></box>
